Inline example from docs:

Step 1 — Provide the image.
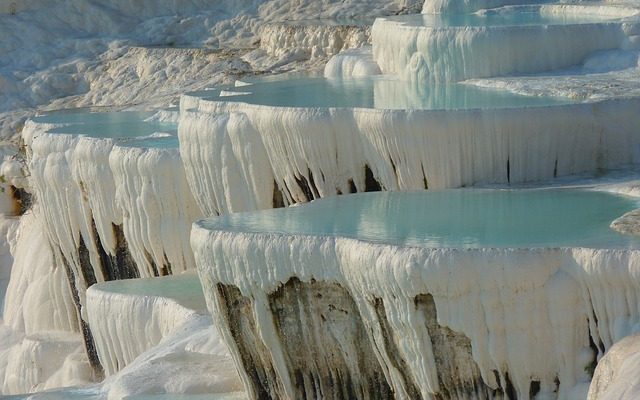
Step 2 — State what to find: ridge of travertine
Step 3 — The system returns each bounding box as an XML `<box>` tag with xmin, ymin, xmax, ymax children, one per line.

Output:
<box><xmin>3</xmin><ymin>0</ymin><xmax>640</xmax><ymax>398</ymax></box>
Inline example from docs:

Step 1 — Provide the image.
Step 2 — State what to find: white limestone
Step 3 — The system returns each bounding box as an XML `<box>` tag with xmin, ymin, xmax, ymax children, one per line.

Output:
<box><xmin>324</xmin><ymin>47</ymin><xmax>381</xmax><ymax>78</ymax></box>
<box><xmin>24</xmin><ymin>118</ymin><xmax>200</xmax><ymax>285</ymax></box>
<box><xmin>109</xmin><ymin>143</ymin><xmax>201</xmax><ymax>277</ymax></box>
<box><xmin>102</xmin><ymin>314</ymin><xmax>243</xmax><ymax>400</ymax></box>
<box><xmin>0</xmin><ymin>209</ymin><xmax>85</xmax><ymax>395</ymax></box>
<box><xmin>180</xmin><ymin>95</ymin><xmax>640</xmax><ymax>215</ymax></box>
<box><xmin>260</xmin><ymin>22</ymin><xmax>371</xmax><ymax>60</ymax></box>
<box><xmin>85</xmin><ymin>273</ymin><xmax>206</xmax><ymax>376</ymax></box>
<box><xmin>588</xmin><ymin>334</ymin><xmax>640</xmax><ymax>399</ymax></box>
<box><xmin>373</xmin><ymin>5</ymin><xmax>636</xmax><ymax>82</ymax></box>
<box><xmin>192</xmin><ymin>222</ymin><xmax>640</xmax><ymax>400</ymax></box>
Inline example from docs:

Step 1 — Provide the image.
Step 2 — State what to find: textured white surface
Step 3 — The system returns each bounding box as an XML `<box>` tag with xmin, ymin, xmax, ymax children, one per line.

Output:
<box><xmin>0</xmin><ymin>210</ymin><xmax>85</xmax><ymax>394</ymax></box>
<box><xmin>589</xmin><ymin>334</ymin><xmax>640</xmax><ymax>399</ymax></box>
<box><xmin>86</xmin><ymin>274</ymin><xmax>206</xmax><ymax>376</ymax></box>
<box><xmin>109</xmin><ymin>143</ymin><xmax>202</xmax><ymax>276</ymax></box>
<box><xmin>422</xmin><ymin>0</ymin><xmax>542</xmax><ymax>14</ymax></box>
<box><xmin>180</xmin><ymin>95</ymin><xmax>640</xmax><ymax>215</ymax></box>
<box><xmin>192</xmin><ymin>221</ymin><xmax>640</xmax><ymax>400</ymax></box>
<box><xmin>24</xmin><ymin>118</ymin><xmax>200</xmax><ymax>284</ymax></box>
<box><xmin>324</xmin><ymin>47</ymin><xmax>381</xmax><ymax>78</ymax></box>
<box><xmin>373</xmin><ymin>5</ymin><xmax>635</xmax><ymax>82</ymax></box>
<box><xmin>260</xmin><ymin>22</ymin><xmax>371</xmax><ymax>61</ymax></box>
<box><xmin>102</xmin><ymin>314</ymin><xmax>243</xmax><ymax>400</ymax></box>
<box><xmin>0</xmin><ymin>0</ymin><xmax>416</xmax><ymax>139</ymax></box>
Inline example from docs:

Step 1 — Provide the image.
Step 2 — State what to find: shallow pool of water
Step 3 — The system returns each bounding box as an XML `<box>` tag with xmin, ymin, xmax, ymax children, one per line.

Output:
<box><xmin>33</xmin><ymin>111</ymin><xmax>177</xmax><ymax>139</ymax></box>
<box><xmin>94</xmin><ymin>273</ymin><xmax>205</xmax><ymax>311</ymax></box>
<box><xmin>201</xmin><ymin>189</ymin><xmax>640</xmax><ymax>249</ymax></box>
<box><xmin>116</xmin><ymin>135</ymin><xmax>180</xmax><ymax>149</ymax></box>
<box><xmin>197</xmin><ymin>75</ymin><xmax>573</xmax><ymax>110</ymax></box>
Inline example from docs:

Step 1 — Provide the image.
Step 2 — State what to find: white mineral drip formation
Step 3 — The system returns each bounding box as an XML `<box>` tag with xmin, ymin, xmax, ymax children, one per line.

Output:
<box><xmin>192</xmin><ymin>224</ymin><xmax>640</xmax><ymax>400</ymax></box>
<box><xmin>180</xmin><ymin>95</ymin><xmax>640</xmax><ymax>215</ymax></box>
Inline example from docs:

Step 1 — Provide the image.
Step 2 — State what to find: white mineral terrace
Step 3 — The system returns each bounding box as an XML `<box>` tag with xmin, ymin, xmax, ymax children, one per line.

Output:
<box><xmin>5</xmin><ymin>0</ymin><xmax>640</xmax><ymax>398</ymax></box>
<box><xmin>24</xmin><ymin>111</ymin><xmax>199</xmax><ymax>289</ymax></box>
<box><xmin>259</xmin><ymin>19</ymin><xmax>372</xmax><ymax>60</ymax></box>
<box><xmin>373</xmin><ymin>4</ymin><xmax>640</xmax><ymax>82</ymax></box>
<box><xmin>192</xmin><ymin>188</ymin><xmax>640</xmax><ymax>400</ymax></box>
<box><xmin>180</xmin><ymin>74</ymin><xmax>640</xmax><ymax>216</ymax></box>
<box><xmin>86</xmin><ymin>273</ymin><xmax>207</xmax><ymax>376</ymax></box>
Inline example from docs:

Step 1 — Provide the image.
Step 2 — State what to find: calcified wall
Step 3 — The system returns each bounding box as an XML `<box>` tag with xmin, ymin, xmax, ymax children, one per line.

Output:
<box><xmin>109</xmin><ymin>144</ymin><xmax>201</xmax><ymax>277</ymax></box>
<box><xmin>588</xmin><ymin>334</ymin><xmax>640</xmax><ymax>399</ymax></box>
<box><xmin>85</xmin><ymin>277</ymin><xmax>203</xmax><ymax>376</ymax></box>
<box><xmin>421</xmin><ymin>0</ymin><xmax>547</xmax><ymax>14</ymax></box>
<box><xmin>178</xmin><ymin>106</ymin><xmax>278</xmax><ymax>215</ymax></box>
<box><xmin>179</xmin><ymin>96</ymin><xmax>640</xmax><ymax>215</ymax></box>
<box><xmin>372</xmin><ymin>7</ymin><xmax>635</xmax><ymax>82</ymax></box>
<box><xmin>0</xmin><ymin>209</ymin><xmax>91</xmax><ymax>394</ymax></box>
<box><xmin>324</xmin><ymin>47</ymin><xmax>381</xmax><ymax>78</ymax></box>
<box><xmin>192</xmin><ymin>226</ymin><xmax>640</xmax><ymax>400</ymax></box>
<box><xmin>259</xmin><ymin>22</ymin><xmax>371</xmax><ymax>60</ymax></box>
<box><xmin>22</xmin><ymin>121</ymin><xmax>201</xmax><ymax>373</ymax></box>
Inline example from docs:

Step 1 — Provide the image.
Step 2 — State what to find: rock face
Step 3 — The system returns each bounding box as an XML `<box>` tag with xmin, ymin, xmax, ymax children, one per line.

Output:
<box><xmin>194</xmin><ymin>223</ymin><xmax>640</xmax><ymax>399</ymax></box>
<box><xmin>373</xmin><ymin>4</ymin><xmax>636</xmax><ymax>82</ymax></box>
<box><xmin>213</xmin><ymin>278</ymin><xmax>498</xmax><ymax>400</ymax></box>
<box><xmin>259</xmin><ymin>22</ymin><xmax>371</xmax><ymax>61</ymax></box>
<box><xmin>611</xmin><ymin>209</ymin><xmax>640</xmax><ymax>236</ymax></box>
<box><xmin>588</xmin><ymin>334</ymin><xmax>640</xmax><ymax>399</ymax></box>
<box><xmin>19</xmin><ymin>116</ymin><xmax>201</xmax><ymax>376</ymax></box>
<box><xmin>179</xmin><ymin>94</ymin><xmax>640</xmax><ymax>216</ymax></box>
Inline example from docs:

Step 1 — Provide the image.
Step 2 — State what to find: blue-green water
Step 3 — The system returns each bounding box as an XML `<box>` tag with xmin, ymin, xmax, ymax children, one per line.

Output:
<box><xmin>94</xmin><ymin>273</ymin><xmax>205</xmax><ymax>311</ymax></box>
<box><xmin>116</xmin><ymin>135</ymin><xmax>180</xmax><ymax>149</ymax></box>
<box><xmin>196</xmin><ymin>75</ymin><xmax>572</xmax><ymax>110</ymax></box>
<box><xmin>383</xmin><ymin>7</ymin><xmax>623</xmax><ymax>28</ymax></box>
<box><xmin>33</xmin><ymin>111</ymin><xmax>177</xmax><ymax>140</ymax></box>
<box><xmin>201</xmin><ymin>189</ymin><xmax>640</xmax><ymax>249</ymax></box>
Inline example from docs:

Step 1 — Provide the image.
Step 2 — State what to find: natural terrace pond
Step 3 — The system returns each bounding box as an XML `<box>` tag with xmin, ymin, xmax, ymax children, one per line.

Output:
<box><xmin>33</xmin><ymin>111</ymin><xmax>177</xmax><ymax>139</ymax></box>
<box><xmin>201</xmin><ymin>188</ymin><xmax>640</xmax><ymax>249</ymax></box>
<box><xmin>190</xmin><ymin>75</ymin><xmax>574</xmax><ymax>110</ymax></box>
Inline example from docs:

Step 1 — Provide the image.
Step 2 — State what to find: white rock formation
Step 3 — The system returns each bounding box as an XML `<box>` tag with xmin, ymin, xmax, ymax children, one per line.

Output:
<box><xmin>324</xmin><ymin>47</ymin><xmax>382</xmax><ymax>78</ymax></box>
<box><xmin>180</xmin><ymin>94</ymin><xmax>640</xmax><ymax>216</ymax></box>
<box><xmin>86</xmin><ymin>273</ymin><xmax>208</xmax><ymax>376</ymax></box>
<box><xmin>192</xmin><ymin>217</ymin><xmax>640</xmax><ymax>400</ymax></box>
<box><xmin>373</xmin><ymin>5</ymin><xmax>637</xmax><ymax>82</ymax></box>
<box><xmin>588</xmin><ymin>334</ymin><xmax>640</xmax><ymax>399</ymax></box>
<box><xmin>260</xmin><ymin>22</ymin><xmax>371</xmax><ymax>61</ymax></box>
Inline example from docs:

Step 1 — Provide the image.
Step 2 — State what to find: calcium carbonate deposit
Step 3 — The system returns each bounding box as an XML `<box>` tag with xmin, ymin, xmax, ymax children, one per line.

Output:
<box><xmin>3</xmin><ymin>0</ymin><xmax>640</xmax><ymax>399</ymax></box>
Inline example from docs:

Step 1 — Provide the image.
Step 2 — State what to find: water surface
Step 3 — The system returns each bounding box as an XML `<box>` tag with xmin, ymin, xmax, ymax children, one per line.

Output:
<box><xmin>33</xmin><ymin>111</ymin><xmax>177</xmax><ymax>139</ymax></box>
<box><xmin>195</xmin><ymin>75</ymin><xmax>573</xmax><ymax>110</ymax></box>
<box><xmin>201</xmin><ymin>189</ymin><xmax>640</xmax><ymax>249</ymax></box>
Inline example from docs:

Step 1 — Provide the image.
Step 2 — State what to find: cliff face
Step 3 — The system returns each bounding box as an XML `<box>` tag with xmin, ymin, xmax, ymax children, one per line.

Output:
<box><xmin>192</xmin><ymin>213</ymin><xmax>640</xmax><ymax>400</ymax></box>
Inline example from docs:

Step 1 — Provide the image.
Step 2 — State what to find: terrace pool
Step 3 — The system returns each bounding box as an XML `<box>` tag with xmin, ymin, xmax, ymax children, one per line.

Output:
<box><xmin>33</xmin><ymin>111</ymin><xmax>177</xmax><ymax>139</ymax></box>
<box><xmin>200</xmin><ymin>189</ymin><xmax>640</xmax><ymax>249</ymax></box>
<box><xmin>193</xmin><ymin>75</ymin><xmax>573</xmax><ymax>110</ymax></box>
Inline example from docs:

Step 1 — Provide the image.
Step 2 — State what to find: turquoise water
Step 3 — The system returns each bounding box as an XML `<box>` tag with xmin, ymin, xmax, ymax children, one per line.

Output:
<box><xmin>201</xmin><ymin>189</ymin><xmax>640</xmax><ymax>249</ymax></box>
<box><xmin>94</xmin><ymin>273</ymin><xmax>206</xmax><ymax>311</ymax></box>
<box><xmin>3</xmin><ymin>386</ymin><xmax>102</xmax><ymax>399</ymax></box>
<box><xmin>198</xmin><ymin>75</ymin><xmax>572</xmax><ymax>109</ymax></box>
<box><xmin>33</xmin><ymin>111</ymin><xmax>177</xmax><ymax>139</ymax></box>
<box><xmin>116</xmin><ymin>135</ymin><xmax>180</xmax><ymax>149</ymax></box>
<box><xmin>383</xmin><ymin>7</ymin><xmax>624</xmax><ymax>28</ymax></box>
